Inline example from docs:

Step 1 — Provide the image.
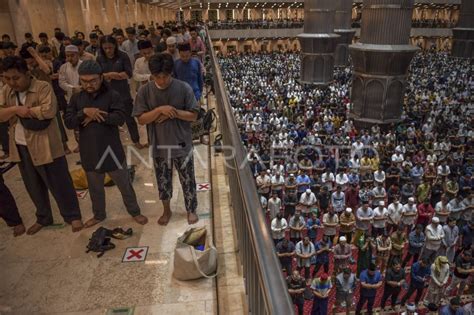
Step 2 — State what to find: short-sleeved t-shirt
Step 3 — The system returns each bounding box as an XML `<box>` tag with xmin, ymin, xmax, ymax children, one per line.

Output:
<box><xmin>311</xmin><ymin>278</ymin><xmax>332</xmax><ymax>296</ymax></box>
<box><xmin>385</xmin><ymin>268</ymin><xmax>406</xmax><ymax>286</ymax></box>
<box><xmin>356</xmin><ymin>207</ymin><xmax>374</xmax><ymax>230</ymax></box>
<box><xmin>276</xmin><ymin>241</ymin><xmax>296</xmax><ymax>265</ymax></box>
<box><xmin>323</xmin><ymin>213</ymin><xmax>339</xmax><ymax>236</ymax></box>
<box><xmin>454</xmin><ymin>255</ymin><xmax>472</xmax><ymax>279</ymax></box>
<box><xmin>133</xmin><ymin>79</ymin><xmax>198</xmax><ymax>158</ymax></box>
<box><xmin>359</xmin><ymin>270</ymin><xmax>382</xmax><ymax>297</ymax></box>
<box><xmin>287</xmin><ymin>276</ymin><xmax>306</xmax><ymax>299</ymax></box>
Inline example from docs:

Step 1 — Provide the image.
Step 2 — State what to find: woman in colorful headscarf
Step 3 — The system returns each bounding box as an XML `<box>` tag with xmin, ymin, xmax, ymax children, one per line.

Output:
<box><xmin>424</xmin><ymin>256</ymin><xmax>450</xmax><ymax>307</ymax></box>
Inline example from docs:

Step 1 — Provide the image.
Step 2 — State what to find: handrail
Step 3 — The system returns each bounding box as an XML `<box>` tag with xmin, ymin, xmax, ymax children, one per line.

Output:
<box><xmin>204</xmin><ymin>28</ymin><xmax>295</xmax><ymax>315</ymax></box>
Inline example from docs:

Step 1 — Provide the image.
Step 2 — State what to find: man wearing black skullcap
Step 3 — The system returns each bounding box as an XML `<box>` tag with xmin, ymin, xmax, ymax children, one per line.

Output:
<box><xmin>64</xmin><ymin>60</ymin><xmax>148</xmax><ymax>228</ymax></box>
<box><xmin>0</xmin><ymin>42</ymin><xmax>17</xmax><ymax>58</ymax></box>
<box><xmin>71</xmin><ymin>38</ymin><xmax>94</xmax><ymax>61</ymax></box>
<box><xmin>133</xmin><ymin>40</ymin><xmax>154</xmax><ymax>85</ymax></box>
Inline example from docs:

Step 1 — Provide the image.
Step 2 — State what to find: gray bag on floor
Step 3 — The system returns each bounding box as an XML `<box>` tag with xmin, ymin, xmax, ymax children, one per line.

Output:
<box><xmin>173</xmin><ymin>226</ymin><xmax>218</xmax><ymax>280</ymax></box>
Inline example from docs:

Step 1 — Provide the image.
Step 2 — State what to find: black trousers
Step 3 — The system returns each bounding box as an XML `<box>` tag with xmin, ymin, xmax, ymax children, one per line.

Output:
<box><xmin>57</xmin><ymin>111</ymin><xmax>68</xmax><ymax>143</ymax></box>
<box><xmin>17</xmin><ymin>145</ymin><xmax>81</xmax><ymax>225</ymax></box>
<box><xmin>381</xmin><ymin>286</ymin><xmax>401</xmax><ymax>308</ymax></box>
<box><xmin>280</xmin><ymin>259</ymin><xmax>292</xmax><ymax>274</ymax></box>
<box><xmin>401</xmin><ymin>284</ymin><xmax>424</xmax><ymax>305</ymax></box>
<box><xmin>0</xmin><ymin>173</ymin><xmax>22</xmax><ymax>226</ymax></box>
<box><xmin>402</xmin><ymin>251</ymin><xmax>420</xmax><ymax>267</ymax></box>
<box><xmin>0</xmin><ymin>122</ymin><xmax>9</xmax><ymax>154</ymax></box>
<box><xmin>356</xmin><ymin>295</ymin><xmax>375</xmax><ymax>315</ymax></box>
<box><xmin>313</xmin><ymin>262</ymin><xmax>329</xmax><ymax>277</ymax></box>
<box><xmin>298</xmin><ymin>266</ymin><xmax>311</xmax><ymax>280</ymax></box>
<box><xmin>293</xmin><ymin>296</ymin><xmax>305</xmax><ymax>315</ymax></box>
<box><xmin>124</xmin><ymin>100</ymin><xmax>140</xmax><ymax>144</ymax></box>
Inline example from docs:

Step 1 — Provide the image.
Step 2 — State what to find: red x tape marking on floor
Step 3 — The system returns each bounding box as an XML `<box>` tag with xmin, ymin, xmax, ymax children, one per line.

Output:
<box><xmin>122</xmin><ymin>246</ymin><xmax>149</xmax><ymax>263</ymax></box>
<box><xmin>127</xmin><ymin>249</ymin><xmax>144</xmax><ymax>260</ymax></box>
<box><xmin>197</xmin><ymin>183</ymin><xmax>211</xmax><ymax>191</ymax></box>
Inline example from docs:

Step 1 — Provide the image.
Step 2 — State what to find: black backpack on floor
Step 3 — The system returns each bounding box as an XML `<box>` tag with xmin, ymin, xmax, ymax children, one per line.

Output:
<box><xmin>213</xmin><ymin>134</ymin><xmax>223</xmax><ymax>153</ymax></box>
<box><xmin>86</xmin><ymin>227</ymin><xmax>116</xmax><ymax>258</ymax></box>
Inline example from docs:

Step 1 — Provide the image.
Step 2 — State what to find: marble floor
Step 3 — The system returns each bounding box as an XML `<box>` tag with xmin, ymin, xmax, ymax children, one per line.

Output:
<box><xmin>0</xmin><ymin>123</ymin><xmax>218</xmax><ymax>315</ymax></box>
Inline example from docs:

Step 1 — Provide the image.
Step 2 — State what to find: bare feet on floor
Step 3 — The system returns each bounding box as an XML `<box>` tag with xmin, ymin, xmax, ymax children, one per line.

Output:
<box><xmin>13</xmin><ymin>224</ymin><xmax>26</xmax><ymax>237</ymax></box>
<box><xmin>134</xmin><ymin>142</ymin><xmax>146</xmax><ymax>150</ymax></box>
<box><xmin>83</xmin><ymin>218</ymin><xmax>103</xmax><ymax>228</ymax></box>
<box><xmin>27</xmin><ymin>223</ymin><xmax>44</xmax><ymax>235</ymax></box>
<box><xmin>133</xmin><ymin>214</ymin><xmax>148</xmax><ymax>225</ymax></box>
<box><xmin>63</xmin><ymin>144</ymin><xmax>72</xmax><ymax>155</ymax></box>
<box><xmin>187</xmin><ymin>212</ymin><xmax>199</xmax><ymax>225</ymax></box>
<box><xmin>71</xmin><ymin>219</ymin><xmax>84</xmax><ymax>232</ymax></box>
<box><xmin>158</xmin><ymin>211</ymin><xmax>172</xmax><ymax>226</ymax></box>
<box><xmin>73</xmin><ymin>146</ymin><xmax>80</xmax><ymax>153</ymax></box>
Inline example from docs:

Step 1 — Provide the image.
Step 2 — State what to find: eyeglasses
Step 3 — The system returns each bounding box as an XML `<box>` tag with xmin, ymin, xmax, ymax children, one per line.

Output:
<box><xmin>80</xmin><ymin>78</ymin><xmax>101</xmax><ymax>86</ymax></box>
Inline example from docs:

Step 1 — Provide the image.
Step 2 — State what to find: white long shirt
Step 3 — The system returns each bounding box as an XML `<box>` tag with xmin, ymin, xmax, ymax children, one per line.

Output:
<box><xmin>387</xmin><ymin>202</ymin><xmax>403</xmax><ymax>225</ymax></box>
<box><xmin>271</xmin><ymin>218</ymin><xmax>288</xmax><ymax>240</ymax></box>
<box><xmin>58</xmin><ymin>60</ymin><xmax>82</xmax><ymax>101</ymax></box>
<box><xmin>401</xmin><ymin>203</ymin><xmax>417</xmax><ymax>225</ymax></box>
<box><xmin>133</xmin><ymin>56</ymin><xmax>151</xmax><ymax>83</ymax></box>
<box><xmin>425</xmin><ymin>224</ymin><xmax>445</xmax><ymax>251</ymax></box>
<box><xmin>300</xmin><ymin>192</ymin><xmax>317</xmax><ymax>206</ymax></box>
<box><xmin>373</xmin><ymin>207</ymin><xmax>389</xmax><ymax>228</ymax></box>
<box><xmin>268</xmin><ymin>197</ymin><xmax>282</xmax><ymax>219</ymax></box>
<box><xmin>430</xmin><ymin>263</ymin><xmax>449</xmax><ymax>286</ymax></box>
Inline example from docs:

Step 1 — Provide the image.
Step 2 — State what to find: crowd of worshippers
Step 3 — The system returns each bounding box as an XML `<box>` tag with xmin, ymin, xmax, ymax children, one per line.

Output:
<box><xmin>205</xmin><ymin>16</ymin><xmax>455</xmax><ymax>30</ymax></box>
<box><xmin>0</xmin><ymin>21</ymin><xmax>207</xmax><ymax>236</ymax></box>
<box><xmin>207</xmin><ymin>18</ymin><xmax>304</xmax><ymax>30</ymax></box>
<box><xmin>351</xmin><ymin>17</ymin><xmax>457</xmax><ymax>29</ymax></box>
<box><xmin>411</xmin><ymin>18</ymin><xmax>457</xmax><ymax>29</ymax></box>
<box><xmin>219</xmin><ymin>51</ymin><xmax>473</xmax><ymax>314</ymax></box>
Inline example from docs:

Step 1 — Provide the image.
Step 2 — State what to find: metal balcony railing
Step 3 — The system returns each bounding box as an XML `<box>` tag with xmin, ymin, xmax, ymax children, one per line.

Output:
<box><xmin>204</xmin><ymin>28</ymin><xmax>295</xmax><ymax>315</ymax></box>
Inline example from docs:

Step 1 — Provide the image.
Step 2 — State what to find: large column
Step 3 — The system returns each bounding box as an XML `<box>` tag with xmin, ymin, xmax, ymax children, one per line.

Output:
<box><xmin>334</xmin><ymin>0</ymin><xmax>355</xmax><ymax>67</ymax></box>
<box><xmin>451</xmin><ymin>0</ymin><xmax>474</xmax><ymax>59</ymax></box>
<box><xmin>298</xmin><ymin>0</ymin><xmax>340</xmax><ymax>85</ymax></box>
<box><xmin>0</xmin><ymin>1</ymin><xmax>15</xmax><ymax>42</ymax></box>
<box><xmin>349</xmin><ymin>0</ymin><xmax>418</xmax><ymax>126</ymax></box>
<box><xmin>7</xmin><ymin>0</ymin><xmax>32</xmax><ymax>44</ymax></box>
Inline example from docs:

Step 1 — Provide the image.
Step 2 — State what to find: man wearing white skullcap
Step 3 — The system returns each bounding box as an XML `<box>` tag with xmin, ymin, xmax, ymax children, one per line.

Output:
<box><xmin>59</xmin><ymin>45</ymin><xmax>82</xmax><ymax>102</ymax></box>
<box><xmin>422</xmin><ymin>217</ymin><xmax>445</xmax><ymax>264</ymax></box>
<box><xmin>339</xmin><ymin>207</ymin><xmax>356</xmax><ymax>243</ymax></box>
<box><xmin>164</xmin><ymin>36</ymin><xmax>179</xmax><ymax>61</ymax></box>
<box><xmin>333</xmin><ymin>235</ymin><xmax>352</xmax><ymax>275</ymax></box>
<box><xmin>299</xmin><ymin>188</ymin><xmax>316</xmax><ymax>210</ymax></box>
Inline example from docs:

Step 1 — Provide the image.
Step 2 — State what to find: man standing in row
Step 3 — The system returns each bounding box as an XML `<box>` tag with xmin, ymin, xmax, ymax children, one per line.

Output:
<box><xmin>0</xmin><ymin>173</ymin><xmax>25</xmax><ymax>236</ymax></box>
<box><xmin>174</xmin><ymin>43</ymin><xmax>203</xmax><ymax>102</ymax></box>
<box><xmin>134</xmin><ymin>53</ymin><xmax>199</xmax><ymax>225</ymax></box>
<box><xmin>64</xmin><ymin>60</ymin><xmax>148</xmax><ymax>228</ymax></box>
<box><xmin>133</xmin><ymin>40</ymin><xmax>154</xmax><ymax>86</ymax></box>
<box><xmin>0</xmin><ymin>56</ymin><xmax>82</xmax><ymax>234</ymax></box>
<box><xmin>97</xmin><ymin>35</ymin><xmax>145</xmax><ymax>149</ymax></box>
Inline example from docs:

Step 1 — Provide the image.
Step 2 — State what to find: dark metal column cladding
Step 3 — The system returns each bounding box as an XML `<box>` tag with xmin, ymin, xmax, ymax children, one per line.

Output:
<box><xmin>334</xmin><ymin>0</ymin><xmax>356</xmax><ymax>67</ymax></box>
<box><xmin>299</xmin><ymin>0</ymin><xmax>340</xmax><ymax>85</ymax></box>
<box><xmin>451</xmin><ymin>0</ymin><xmax>474</xmax><ymax>59</ymax></box>
<box><xmin>349</xmin><ymin>0</ymin><xmax>419</xmax><ymax>126</ymax></box>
